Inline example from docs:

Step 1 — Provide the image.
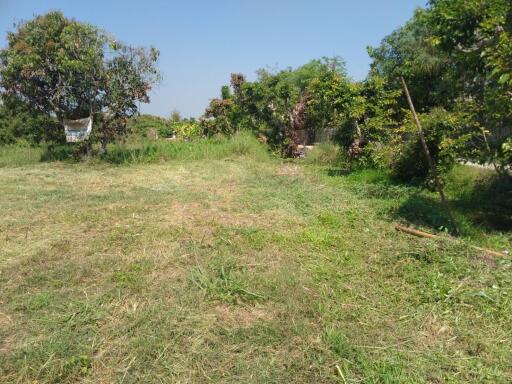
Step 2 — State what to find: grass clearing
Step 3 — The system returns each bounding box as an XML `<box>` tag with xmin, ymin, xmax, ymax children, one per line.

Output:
<box><xmin>0</xmin><ymin>137</ymin><xmax>511</xmax><ymax>383</ymax></box>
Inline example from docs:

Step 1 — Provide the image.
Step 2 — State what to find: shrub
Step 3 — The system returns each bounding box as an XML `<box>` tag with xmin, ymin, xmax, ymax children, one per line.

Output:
<box><xmin>128</xmin><ymin>115</ymin><xmax>173</xmax><ymax>139</ymax></box>
<box><xmin>172</xmin><ymin>120</ymin><xmax>202</xmax><ymax>140</ymax></box>
<box><xmin>157</xmin><ymin>124</ymin><xmax>173</xmax><ymax>138</ymax></box>
<box><xmin>304</xmin><ymin>143</ymin><xmax>349</xmax><ymax>168</ymax></box>
<box><xmin>352</xmin><ymin>142</ymin><xmax>394</xmax><ymax>170</ymax></box>
<box><xmin>390</xmin><ymin>108</ymin><xmax>473</xmax><ymax>185</ymax></box>
<box><xmin>0</xmin><ymin>102</ymin><xmax>63</xmax><ymax>145</ymax></box>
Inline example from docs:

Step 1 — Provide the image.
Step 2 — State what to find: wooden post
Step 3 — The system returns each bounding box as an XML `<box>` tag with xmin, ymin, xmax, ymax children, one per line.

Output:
<box><xmin>481</xmin><ymin>128</ymin><xmax>501</xmax><ymax>176</ymax></box>
<box><xmin>400</xmin><ymin>77</ymin><xmax>461</xmax><ymax>236</ymax></box>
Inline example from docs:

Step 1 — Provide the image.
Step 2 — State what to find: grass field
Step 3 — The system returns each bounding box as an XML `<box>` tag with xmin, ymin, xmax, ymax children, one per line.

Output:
<box><xmin>1</xmin><ymin>136</ymin><xmax>511</xmax><ymax>383</ymax></box>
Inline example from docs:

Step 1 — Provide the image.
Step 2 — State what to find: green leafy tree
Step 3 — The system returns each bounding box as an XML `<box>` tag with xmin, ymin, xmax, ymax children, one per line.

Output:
<box><xmin>367</xmin><ymin>8</ymin><xmax>454</xmax><ymax>113</ymax></box>
<box><xmin>306</xmin><ymin>67</ymin><xmax>352</xmax><ymax>139</ymax></box>
<box><xmin>368</xmin><ymin>0</ymin><xmax>512</xmax><ymax>175</ymax></box>
<box><xmin>0</xmin><ymin>11</ymin><xmax>160</xmax><ymax>151</ymax></box>
<box><xmin>202</xmin><ymin>97</ymin><xmax>235</xmax><ymax>136</ymax></box>
<box><xmin>359</xmin><ymin>75</ymin><xmax>402</xmax><ymax>143</ymax></box>
<box><xmin>211</xmin><ymin>59</ymin><xmax>350</xmax><ymax>155</ymax></box>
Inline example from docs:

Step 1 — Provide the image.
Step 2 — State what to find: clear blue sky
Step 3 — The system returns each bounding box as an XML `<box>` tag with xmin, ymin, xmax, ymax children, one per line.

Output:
<box><xmin>0</xmin><ymin>0</ymin><xmax>426</xmax><ymax>118</ymax></box>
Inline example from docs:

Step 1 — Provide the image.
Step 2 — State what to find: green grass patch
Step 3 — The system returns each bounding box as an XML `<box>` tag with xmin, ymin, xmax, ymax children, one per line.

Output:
<box><xmin>102</xmin><ymin>131</ymin><xmax>271</xmax><ymax>164</ymax></box>
<box><xmin>0</xmin><ymin>144</ymin><xmax>510</xmax><ymax>383</ymax></box>
<box><xmin>0</xmin><ymin>131</ymin><xmax>271</xmax><ymax>167</ymax></box>
<box><xmin>0</xmin><ymin>144</ymin><xmax>46</xmax><ymax>167</ymax></box>
<box><xmin>319</xmin><ymin>164</ymin><xmax>511</xmax><ymax>251</ymax></box>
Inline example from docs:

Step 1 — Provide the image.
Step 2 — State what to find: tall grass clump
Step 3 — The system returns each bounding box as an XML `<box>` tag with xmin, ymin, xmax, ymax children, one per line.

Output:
<box><xmin>0</xmin><ymin>132</ymin><xmax>271</xmax><ymax>167</ymax></box>
<box><xmin>303</xmin><ymin>143</ymin><xmax>348</xmax><ymax>167</ymax></box>
<box><xmin>0</xmin><ymin>144</ymin><xmax>46</xmax><ymax>167</ymax></box>
<box><xmin>102</xmin><ymin>131</ymin><xmax>271</xmax><ymax>165</ymax></box>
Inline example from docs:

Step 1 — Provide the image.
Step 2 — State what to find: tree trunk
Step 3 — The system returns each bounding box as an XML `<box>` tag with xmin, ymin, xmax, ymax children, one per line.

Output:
<box><xmin>85</xmin><ymin>141</ymin><xmax>92</xmax><ymax>157</ymax></box>
<box><xmin>99</xmin><ymin>139</ymin><xmax>107</xmax><ymax>155</ymax></box>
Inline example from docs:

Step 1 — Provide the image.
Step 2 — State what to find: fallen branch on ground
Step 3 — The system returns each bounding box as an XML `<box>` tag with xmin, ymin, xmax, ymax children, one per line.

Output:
<box><xmin>395</xmin><ymin>225</ymin><xmax>506</xmax><ymax>258</ymax></box>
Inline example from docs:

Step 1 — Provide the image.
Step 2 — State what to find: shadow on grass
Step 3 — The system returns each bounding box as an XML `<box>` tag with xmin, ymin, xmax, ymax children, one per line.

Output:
<box><xmin>395</xmin><ymin>193</ymin><xmax>457</xmax><ymax>233</ymax></box>
<box><xmin>40</xmin><ymin>145</ymin><xmax>75</xmax><ymax>162</ymax></box>
<box><xmin>453</xmin><ymin>175</ymin><xmax>512</xmax><ymax>232</ymax></box>
<box><xmin>326</xmin><ymin>168</ymin><xmax>352</xmax><ymax>177</ymax></box>
<box><xmin>325</xmin><ymin>166</ymin><xmax>512</xmax><ymax>235</ymax></box>
<box><xmin>395</xmin><ymin>189</ymin><xmax>511</xmax><ymax>235</ymax></box>
<box><xmin>394</xmin><ymin>175</ymin><xmax>512</xmax><ymax>234</ymax></box>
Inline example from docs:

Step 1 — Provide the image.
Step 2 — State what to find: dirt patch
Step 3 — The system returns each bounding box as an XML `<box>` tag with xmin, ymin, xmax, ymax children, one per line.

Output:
<box><xmin>276</xmin><ymin>164</ymin><xmax>303</xmax><ymax>177</ymax></box>
<box><xmin>158</xmin><ymin>201</ymin><xmax>271</xmax><ymax>230</ymax></box>
<box><xmin>212</xmin><ymin>304</ymin><xmax>271</xmax><ymax>327</ymax></box>
<box><xmin>419</xmin><ymin>314</ymin><xmax>453</xmax><ymax>347</ymax></box>
<box><xmin>150</xmin><ymin>266</ymin><xmax>186</xmax><ymax>282</ymax></box>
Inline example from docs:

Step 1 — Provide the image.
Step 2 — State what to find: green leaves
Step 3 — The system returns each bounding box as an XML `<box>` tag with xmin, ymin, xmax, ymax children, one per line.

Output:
<box><xmin>498</xmin><ymin>72</ymin><xmax>510</xmax><ymax>84</ymax></box>
<box><xmin>368</xmin><ymin>0</ymin><xmax>512</xmax><ymax>171</ymax></box>
<box><xmin>0</xmin><ymin>11</ymin><xmax>160</xmax><ymax>148</ymax></box>
<box><xmin>0</xmin><ymin>12</ymin><xmax>107</xmax><ymax>118</ymax></box>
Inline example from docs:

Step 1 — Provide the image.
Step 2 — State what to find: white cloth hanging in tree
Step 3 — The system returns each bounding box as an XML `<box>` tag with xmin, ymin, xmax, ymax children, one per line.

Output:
<box><xmin>63</xmin><ymin>116</ymin><xmax>93</xmax><ymax>143</ymax></box>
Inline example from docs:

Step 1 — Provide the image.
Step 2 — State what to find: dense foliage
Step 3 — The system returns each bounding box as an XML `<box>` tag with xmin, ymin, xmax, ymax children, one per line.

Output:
<box><xmin>127</xmin><ymin>114</ymin><xmax>173</xmax><ymax>138</ymax></box>
<box><xmin>0</xmin><ymin>97</ymin><xmax>62</xmax><ymax>145</ymax></box>
<box><xmin>127</xmin><ymin>114</ymin><xmax>201</xmax><ymax>141</ymax></box>
<box><xmin>201</xmin><ymin>58</ymin><xmax>400</xmax><ymax>158</ymax></box>
<box><xmin>200</xmin><ymin>0</ymin><xmax>511</xmax><ymax>182</ymax></box>
<box><xmin>368</xmin><ymin>0</ymin><xmax>512</xmax><ymax>175</ymax></box>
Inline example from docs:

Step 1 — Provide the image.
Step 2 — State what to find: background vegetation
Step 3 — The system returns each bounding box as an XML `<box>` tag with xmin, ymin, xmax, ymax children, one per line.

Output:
<box><xmin>0</xmin><ymin>3</ymin><xmax>511</xmax><ymax>382</ymax></box>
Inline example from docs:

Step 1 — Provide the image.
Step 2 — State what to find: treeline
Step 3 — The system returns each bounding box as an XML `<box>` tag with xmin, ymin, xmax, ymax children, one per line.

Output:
<box><xmin>0</xmin><ymin>2</ymin><xmax>511</xmax><ymax>180</ymax></box>
<box><xmin>200</xmin><ymin>0</ymin><xmax>512</xmax><ymax>181</ymax></box>
<box><xmin>200</xmin><ymin>58</ymin><xmax>398</xmax><ymax>159</ymax></box>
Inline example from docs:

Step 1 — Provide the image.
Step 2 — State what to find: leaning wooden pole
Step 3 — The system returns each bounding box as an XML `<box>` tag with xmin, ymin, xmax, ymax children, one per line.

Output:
<box><xmin>400</xmin><ymin>77</ymin><xmax>461</xmax><ymax>236</ymax></box>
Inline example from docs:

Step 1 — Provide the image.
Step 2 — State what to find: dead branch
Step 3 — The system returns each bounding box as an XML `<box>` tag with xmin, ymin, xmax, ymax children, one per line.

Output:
<box><xmin>395</xmin><ymin>225</ymin><xmax>506</xmax><ymax>258</ymax></box>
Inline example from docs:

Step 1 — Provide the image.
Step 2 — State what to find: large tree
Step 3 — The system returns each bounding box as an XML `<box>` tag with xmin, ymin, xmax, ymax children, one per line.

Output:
<box><xmin>0</xmin><ymin>11</ymin><xmax>160</xmax><ymax>149</ymax></box>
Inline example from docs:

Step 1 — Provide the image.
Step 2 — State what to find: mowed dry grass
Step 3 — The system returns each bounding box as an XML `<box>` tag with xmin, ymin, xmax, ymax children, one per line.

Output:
<box><xmin>0</xmin><ymin>154</ymin><xmax>511</xmax><ymax>383</ymax></box>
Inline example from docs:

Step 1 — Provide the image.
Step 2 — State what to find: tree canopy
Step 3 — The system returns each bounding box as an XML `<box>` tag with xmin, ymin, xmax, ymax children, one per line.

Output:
<box><xmin>201</xmin><ymin>57</ymin><xmax>400</xmax><ymax>157</ymax></box>
<box><xmin>0</xmin><ymin>11</ymin><xmax>160</xmax><ymax>147</ymax></box>
<box><xmin>368</xmin><ymin>0</ymin><xmax>511</xmax><ymax>172</ymax></box>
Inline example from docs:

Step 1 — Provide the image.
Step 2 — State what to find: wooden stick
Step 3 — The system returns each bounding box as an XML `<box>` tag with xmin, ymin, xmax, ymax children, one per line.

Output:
<box><xmin>335</xmin><ymin>364</ymin><xmax>347</xmax><ymax>384</ymax></box>
<box><xmin>395</xmin><ymin>225</ymin><xmax>437</xmax><ymax>239</ymax></box>
<box><xmin>395</xmin><ymin>224</ymin><xmax>506</xmax><ymax>258</ymax></box>
<box><xmin>400</xmin><ymin>77</ymin><xmax>461</xmax><ymax>236</ymax></box>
